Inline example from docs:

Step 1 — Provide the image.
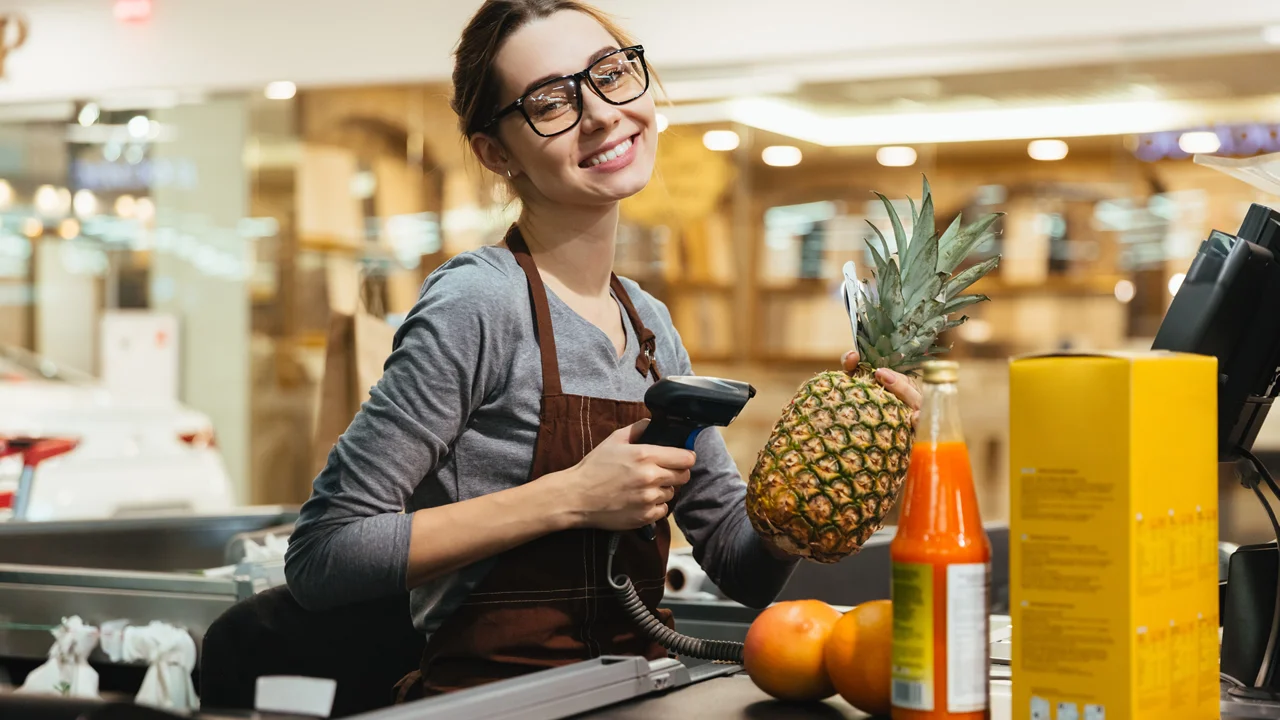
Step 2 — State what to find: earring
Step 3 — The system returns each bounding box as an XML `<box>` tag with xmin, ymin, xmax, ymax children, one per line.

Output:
<box><xmin>507</xmin><ymin>168</ymin><xmax>514</xmax><ymax>179</ymax></box>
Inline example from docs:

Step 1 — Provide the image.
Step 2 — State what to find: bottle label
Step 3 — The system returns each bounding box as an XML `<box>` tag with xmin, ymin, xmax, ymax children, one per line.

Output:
<box><xmin>891</xmin><ymin>562</ymin><xmax>935</xmax><ymax>711</ymax></box>
<box><xmin>947</xmin><ymin>562</ymin><xmax>990</xmax><ymax>712</ymax></box>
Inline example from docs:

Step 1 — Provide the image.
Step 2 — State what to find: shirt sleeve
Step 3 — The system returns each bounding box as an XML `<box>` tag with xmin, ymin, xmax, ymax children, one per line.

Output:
<box><xmin>284</xmin><ymin>255</ymin><xmax>515</xmax><ymax>611</ymax></box>
<box><xmin>645</xmin><ymin>298</ymin><xmax>799</xmax><ymax>609</ymax></box>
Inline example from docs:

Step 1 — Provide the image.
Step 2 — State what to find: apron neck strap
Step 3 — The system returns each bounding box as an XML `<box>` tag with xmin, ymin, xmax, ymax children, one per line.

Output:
<box><xmin>505</xmin><ymin>224</ymin><xmax>662</xmax><ymax>393</ymax></box>
<box><xmin>506</xmin><ymin>225</ymin><xmax>564</xmax><ymax>397</ymax></box>
<box><xmin>609</xmin><ymin>274</ymin><xmax>660</xmax><ymax>381</ymax></box>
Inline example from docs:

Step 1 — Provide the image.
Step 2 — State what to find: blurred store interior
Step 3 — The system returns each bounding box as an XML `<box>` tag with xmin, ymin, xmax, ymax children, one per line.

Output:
<box><xmin>2</xmin><ymin>0</ymin><xmax>1280</xmax><ymax>543</ymax></box>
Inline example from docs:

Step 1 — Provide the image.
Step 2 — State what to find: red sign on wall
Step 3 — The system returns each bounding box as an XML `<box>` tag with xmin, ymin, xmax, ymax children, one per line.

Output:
<box><xmin>114</xmin><ymin>0</ymin><xmax>152</xmax><ymax>23</ymax></box>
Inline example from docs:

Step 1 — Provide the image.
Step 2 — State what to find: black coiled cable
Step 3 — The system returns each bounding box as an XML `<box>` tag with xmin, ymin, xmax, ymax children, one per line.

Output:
<box><xmin>606</xmin><ymin>533</ymin><xmax>744</xmax><ymax>664</ymax></box>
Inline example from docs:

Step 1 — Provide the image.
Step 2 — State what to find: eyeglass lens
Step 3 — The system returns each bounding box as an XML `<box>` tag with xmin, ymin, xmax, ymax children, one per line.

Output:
<box><xmin>522</xmin><ymin>48</ymin><xmax>647</xmax><ymax>135</ymax></box>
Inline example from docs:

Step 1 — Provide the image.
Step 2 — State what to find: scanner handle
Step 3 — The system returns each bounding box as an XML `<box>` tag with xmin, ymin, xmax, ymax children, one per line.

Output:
<box><xmin>635</xmin><ymin>419</ymin><xmax>706</xmax><ymax>541</ymax></box>
<box><xmin>637</xmin><ymin>418</ymin><xmax>704</xmax><ymax>451</ymax></box>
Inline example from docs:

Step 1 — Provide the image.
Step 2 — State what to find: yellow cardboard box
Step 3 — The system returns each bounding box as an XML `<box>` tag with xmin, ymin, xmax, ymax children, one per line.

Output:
<box><xmin>1009</xmin><ymin>351</ymin><xmax>1219</xmax><ymax>720</ymax></box>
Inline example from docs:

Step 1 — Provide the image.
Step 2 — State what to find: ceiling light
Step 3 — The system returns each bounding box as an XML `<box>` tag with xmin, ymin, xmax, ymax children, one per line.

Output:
<box><xmin>876</xmin><ymin>146</ymin><xmax>917</xmax><ymax>167</ymax></box>
<box><xmin>0</xmin><ymin>180</ymin><xmax>12</xmax><ymax>209</ymax></box>
<box><xmin>22</xmin><ymin>218</ymin><xmax>42</xmax><ymax>239</ymax></box>
<box><xmin>58</xmin><ymin>219</ymin><xmax>81</xmax><ymax>240</ymax></box>
<box><xmin>265</xmin><ymin>81</ymin><xmax>297</xmax><ymax>101</ymax></box>
<box><xmin>73</xmin><ymin>190</ymin><xmax>98</xmax><ymax>218</ymax></box>
<box><xmin>1264</xmin><ymin>25</ymin><xmax>1280</xmax><ymax>46</ymax></box>
<box><xmin>135</xmin><ymin>197</ymin><xmax>155</xmax><ymax>223</ymax></box>
<box><xmin>1168</xmin><ymin>272</ymin><xmax>1186</xmax><ymax>296</ymax></box>
<box><xmin>78</xmin><ymin>103</ymin><xmax>100</xmax><ymax>127</ymax></box>
<box><xmin>1114</xmin><ymin>279</ymin><xmax>1136</xmax><ymax>303</ymax></box>
<box><xmin>1178</xmin><ymin>131</ymin><xmax>1221</xmax><ymax>154</ymax></box>
<box><xmin>115</xmin><ymin>195</ymin><xmax>137</xmax><ymax>218</ymax></box>
<box><xmin>664</xmin><ymin>96</ymin><xmax>1280</xmax><ymax>148</ymax></box>
<box><xmin>762</xmin><ymin>145</ymin><xmax>802</xmax><ymax>167</ymax></box>
<box><xmin>127</xmin><ymin>115</ymin><xmax>151</xmax><ymax>139</ymax></box>
<box><xmin>1028</xmin><ymin>139</ymin><xmax>1069</xmax><ymax>161</ymax></box>
<box><xmin>656</xmin><ymin>113</ymin><xmax>669</xmax><ymax>133</ymax></box>
<box><xmin>34</xmin><ymin>185</ymin><xmax>66</xmax><ymax>217</ymax></box>
<box><xmin>702</xmin><ymin>130</ymin><xmax>739</xmax><ymax>152</ymax></box>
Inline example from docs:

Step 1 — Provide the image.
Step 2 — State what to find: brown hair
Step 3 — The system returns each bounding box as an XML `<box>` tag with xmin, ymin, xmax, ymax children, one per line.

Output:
<box><xmin>451</xmin><ymin>0</ymin><xmax>641</xmax><ymax>138</ymax></box>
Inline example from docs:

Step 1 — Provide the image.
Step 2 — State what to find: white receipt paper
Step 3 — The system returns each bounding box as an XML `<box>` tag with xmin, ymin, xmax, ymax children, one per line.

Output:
<box><xmin>256</xmin><ymin>675</ymin><xmax>338</xmax><ymax>718</ymax></box>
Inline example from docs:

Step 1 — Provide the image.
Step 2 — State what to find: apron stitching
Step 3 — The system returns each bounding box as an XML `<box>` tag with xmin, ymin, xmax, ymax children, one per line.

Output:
<box><xmin>581</xmin><ymin>396</ymin><xmax>589</xmax><ymax>458</ymax></box>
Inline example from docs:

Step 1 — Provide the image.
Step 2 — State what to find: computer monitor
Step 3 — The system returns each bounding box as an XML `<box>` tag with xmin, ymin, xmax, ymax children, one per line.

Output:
<box><xmin>1151</xmin><ymin>202</ymin><xmax>1280</xmax><ymax>462</ymax></box>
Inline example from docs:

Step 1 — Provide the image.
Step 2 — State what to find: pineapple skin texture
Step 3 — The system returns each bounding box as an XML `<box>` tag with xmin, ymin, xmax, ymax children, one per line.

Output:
<box><xmin>745</xmin><ymin>368</ymin><xmax>913</xmax><ymax>563</ymax></box>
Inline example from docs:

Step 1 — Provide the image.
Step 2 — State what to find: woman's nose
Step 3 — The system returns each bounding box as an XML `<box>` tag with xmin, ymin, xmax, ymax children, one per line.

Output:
<box><xmin>578</xmin><ymin>88</ymin><xmax>622</xmax><ymax>135</ymax></box>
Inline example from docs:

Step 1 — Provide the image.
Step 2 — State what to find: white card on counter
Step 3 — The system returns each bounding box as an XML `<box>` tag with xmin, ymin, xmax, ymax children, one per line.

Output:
<box><xmin>256</xmin><ymin>675</ymin><xmax>337</xmax><ymax>718</ymax></box>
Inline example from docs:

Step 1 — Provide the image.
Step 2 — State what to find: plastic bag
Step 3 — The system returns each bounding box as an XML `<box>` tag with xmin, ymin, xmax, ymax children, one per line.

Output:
<box><xmin>241</xmin><ymin>532</ymin><xmax>289</xmax><ymax>563</ymax></box>
<box><xmin>1194</xmin><ymin>151</ymin><xmax>1280</xmax><ymax>197</ymax></box>
<box><xmin>103</xmin><ymin>621</ymin><xmax>200</xmax><ymax>710</ymax></box>
<box><xmin>15</xmin><ymin>616</ymin><xmax>100</xmax><ymax>698</ymax></box>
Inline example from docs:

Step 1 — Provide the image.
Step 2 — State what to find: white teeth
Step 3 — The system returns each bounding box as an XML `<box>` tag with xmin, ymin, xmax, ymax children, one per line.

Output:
<box><xmin>587</xmin><ymin>138</ymin><xmax>632</xmax><ymax>167</ymax></box>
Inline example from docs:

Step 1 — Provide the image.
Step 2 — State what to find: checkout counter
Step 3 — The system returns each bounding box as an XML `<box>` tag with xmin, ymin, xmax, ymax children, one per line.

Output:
<box><xmin>0</xmin><ymin>518</ymin><xmax>1260</xmax><ymax>720</ymax></box>
<box><xmin>0</xmin><ymin>507</ymin><xmax>295</xmax><ymax>691</ymax></box>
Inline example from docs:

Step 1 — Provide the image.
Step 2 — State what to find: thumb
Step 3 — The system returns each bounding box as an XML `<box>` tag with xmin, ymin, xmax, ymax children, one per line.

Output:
<box><xmin>626</xmin><ymin>418</ymin><xmax>651</xmax><ymax>444</ymax></box>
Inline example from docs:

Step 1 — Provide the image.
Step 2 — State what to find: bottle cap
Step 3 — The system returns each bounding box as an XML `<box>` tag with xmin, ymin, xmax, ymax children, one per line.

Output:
<box><xmin>922</xmin><ymin>360</ymin><xmax>959</xmax><ymax>384</ymax></box>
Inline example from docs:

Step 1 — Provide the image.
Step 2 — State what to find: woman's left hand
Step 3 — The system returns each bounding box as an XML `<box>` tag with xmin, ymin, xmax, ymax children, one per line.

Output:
<box><xmin>843</xmin><ymin>350</ymin><xmax>922</xmax><ymax>425</ymax></box>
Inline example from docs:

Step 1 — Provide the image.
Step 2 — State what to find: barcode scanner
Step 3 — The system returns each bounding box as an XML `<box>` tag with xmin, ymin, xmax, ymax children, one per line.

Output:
<box><xmin>634</xmin><ymin>376</ymin><xmax>756</xmax><ymax>541</ymax></box>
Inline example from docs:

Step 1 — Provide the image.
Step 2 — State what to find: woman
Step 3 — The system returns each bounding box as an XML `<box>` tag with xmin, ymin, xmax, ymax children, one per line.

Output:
<box><xmin>283</xmin><ymin>0</ymin><xmax>921</xmax><ymax>699</ymax></box>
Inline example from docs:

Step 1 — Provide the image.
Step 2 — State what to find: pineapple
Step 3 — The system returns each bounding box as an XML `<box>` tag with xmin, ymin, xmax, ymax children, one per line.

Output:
<box><xmin>745</xmin><ymin>177</ymin><xmax>1002</xmax><ymax>563</ymax></box>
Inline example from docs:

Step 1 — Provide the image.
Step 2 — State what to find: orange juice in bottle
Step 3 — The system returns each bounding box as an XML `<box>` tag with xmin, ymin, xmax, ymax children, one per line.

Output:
<box><xmin>890</xmin><ymin>360</ymin><xmax>991</xmax><ymax>720</ymax></box>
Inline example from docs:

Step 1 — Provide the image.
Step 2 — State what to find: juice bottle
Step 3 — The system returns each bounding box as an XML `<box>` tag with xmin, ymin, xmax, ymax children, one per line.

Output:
<box><xmin>890</xmin><ymin>360</ymin><xmax>991</xmax><ymax>720</ymax></box>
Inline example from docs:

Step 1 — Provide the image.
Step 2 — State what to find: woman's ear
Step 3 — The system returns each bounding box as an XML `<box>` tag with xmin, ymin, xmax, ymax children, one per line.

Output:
<box><xmin>470</xmin><ymin>132</ymin><xmax>522</xmax><ymax>179</ymax></box>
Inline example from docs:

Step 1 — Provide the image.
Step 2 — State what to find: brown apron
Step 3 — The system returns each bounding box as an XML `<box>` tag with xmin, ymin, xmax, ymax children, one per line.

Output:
<box><xmin>394</xmin><ymin>225</ymin><xmax>676</xmax><ymax>700</ymax></box>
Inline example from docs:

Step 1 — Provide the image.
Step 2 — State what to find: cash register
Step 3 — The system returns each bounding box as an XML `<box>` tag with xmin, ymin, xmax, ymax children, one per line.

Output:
<box><xmin>1148</xmin><ymin>200</ymin><xmax>1280</xmax><ymax>706</ymax></box>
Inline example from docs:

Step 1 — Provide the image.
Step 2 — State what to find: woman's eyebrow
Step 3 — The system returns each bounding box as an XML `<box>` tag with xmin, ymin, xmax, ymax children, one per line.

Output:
<box><xmin>519</xmin><ymin>45</ymin><xmax>620</xmax><ymax>95</ymax></box>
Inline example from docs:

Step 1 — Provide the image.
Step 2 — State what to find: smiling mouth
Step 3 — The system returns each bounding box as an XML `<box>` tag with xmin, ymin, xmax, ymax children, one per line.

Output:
<box><xmin>580</xmin><ymin>135</ymin><xmax>636</xmax><ymax>168</ymax></box>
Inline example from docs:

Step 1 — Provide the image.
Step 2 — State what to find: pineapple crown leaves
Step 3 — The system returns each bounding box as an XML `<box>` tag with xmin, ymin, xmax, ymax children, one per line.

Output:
<box><xmin>856</xmin><ymin>175</ymin><xmax>1004</xmax><ymax>372</ymax></box>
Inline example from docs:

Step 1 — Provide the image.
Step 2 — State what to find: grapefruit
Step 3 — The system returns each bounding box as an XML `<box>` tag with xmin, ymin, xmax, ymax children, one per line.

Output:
<box><xmin>824</xmin><ymin>599</ymin><xmax>893</xmax><ymax>716</ymax></box>
<box><xmin>743</xmin><ymin>599</ymin><xmax>842</xmax><ymax>702</ymax></box>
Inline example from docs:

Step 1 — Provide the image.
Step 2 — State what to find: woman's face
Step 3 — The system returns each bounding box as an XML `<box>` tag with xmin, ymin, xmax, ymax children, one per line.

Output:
<box><xmin>479</xmin><ymin>10</ymin><xmax>658</xmax><ymax>207</ymax></box>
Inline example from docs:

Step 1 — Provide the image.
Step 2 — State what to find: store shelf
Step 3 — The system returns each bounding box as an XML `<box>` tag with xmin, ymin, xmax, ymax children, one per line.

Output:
<box><xmin>758</xmin><ymin>278</ymin><xmax>834</xmax><ymax>296</ymax></box>
<box><xmin>298</xmin><ymin>235</ymin><xmax>362</xmax><ymax>255</ymax></box>
<box><xmin>970</xmin><ymin>273</ymin><xmax>1127</xmax><ymax>297</ymax></box>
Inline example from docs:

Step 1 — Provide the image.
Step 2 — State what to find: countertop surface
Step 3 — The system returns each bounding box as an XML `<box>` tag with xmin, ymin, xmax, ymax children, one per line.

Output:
<box><xmin>576</xmin><ymin>673</ymin><xmax>875</xmax><ymax>719</ymax></box>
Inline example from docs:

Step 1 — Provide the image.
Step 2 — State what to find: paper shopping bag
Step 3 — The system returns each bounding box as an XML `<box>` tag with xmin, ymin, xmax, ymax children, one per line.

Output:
<box><xmin>310</xmin><ymin>266</ymin><xmax>398</xmax><ymax>477</ymax></box>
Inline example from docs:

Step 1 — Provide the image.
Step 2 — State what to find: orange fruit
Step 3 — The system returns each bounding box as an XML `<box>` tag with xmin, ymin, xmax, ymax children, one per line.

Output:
<box><xmin>743</xmin><ymin>599</ymin><xmax>842</xmax><ymax>702</ymax></box>
<box><xmin>824</xmin><ymin>599</ymin><xmax>893</xmax><ymax>716</ymax></box>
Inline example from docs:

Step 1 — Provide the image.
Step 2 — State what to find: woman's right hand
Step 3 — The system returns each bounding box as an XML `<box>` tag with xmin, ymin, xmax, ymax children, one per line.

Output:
<box><xmin>552</xmin><ymin>420</ymin><xmax>696</xmax><ymax>532</ymax></box>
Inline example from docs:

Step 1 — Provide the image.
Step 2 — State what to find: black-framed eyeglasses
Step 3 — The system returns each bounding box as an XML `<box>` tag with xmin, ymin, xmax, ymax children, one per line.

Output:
<box><xmin>484</xmin><ymin>46</ymin><xmax>649</xmax><ymax>138</ymax></box>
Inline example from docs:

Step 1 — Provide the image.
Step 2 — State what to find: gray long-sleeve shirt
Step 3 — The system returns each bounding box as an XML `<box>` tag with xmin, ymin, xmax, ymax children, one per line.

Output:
<box><xmin>283</xmin><ymin>244</ymin><xmax>797</xmax><ymax>636</ymax></box>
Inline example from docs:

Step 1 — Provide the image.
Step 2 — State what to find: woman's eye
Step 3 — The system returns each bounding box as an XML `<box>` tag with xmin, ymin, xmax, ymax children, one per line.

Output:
<box><xmin>531</xmin><ymin>99</ymin><xmax>569</xmax><ymax>119</ymax></box>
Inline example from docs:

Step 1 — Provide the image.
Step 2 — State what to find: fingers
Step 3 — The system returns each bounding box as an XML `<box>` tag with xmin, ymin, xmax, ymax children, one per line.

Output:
<box><xmin>642</xmin><ymin>466</ymin><xmax>690</xmax><ymax>488</ymax></box>
<box><xmin>637</xmin><ymin>445</ymin><xmax>697</xmax><ymax>470</ymax></box>
<box><xmin>642</xmin><ymin>485</ymin><xmax>678</xmax><ymax>505</ymax></box>
<box><xmin>842</xmin><ymin>350</ymin><xmax>860</xmax><ymax>372</ymax></box>
<box><xmin>874</xmin><ymin>368</ymin><xmax>923</xmax><ymax>411</ymax></box>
